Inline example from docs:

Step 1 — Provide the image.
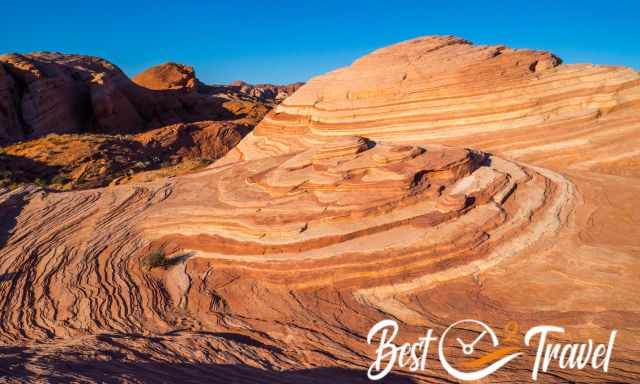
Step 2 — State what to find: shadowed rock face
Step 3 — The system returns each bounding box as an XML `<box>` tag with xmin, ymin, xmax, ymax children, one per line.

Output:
<box><xmin>0</xmin><ymin>53</ymin><xmax>278</xmax><ymax>145</ymax></box>
<box><xmin>0</xmin><ymin>55</ymin><xmax>290</xmax><ymax>190</ymax></box>
<box><xmin>1</xmin><ymin>36</ymin><xmax>640</xmax><ymax>383</ymax></box>
<box><xmin>0</xmin><ymin>120</ymin><xmax>253</xmax><ymax>190</ymax></box>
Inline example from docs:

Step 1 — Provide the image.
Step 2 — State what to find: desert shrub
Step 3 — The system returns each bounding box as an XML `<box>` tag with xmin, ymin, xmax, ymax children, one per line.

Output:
<box><xmin>50</xmin><ymin>174</ymin><xmax>70</xmax><ymax>185</ymax></box>
<box><xmin>197</xmin><ymin>158</ymin><xmax>214</xmax><ymax>166</ymax></box>
<box><xmin>141</xmin><ymin>248</ymin><xmax>169</xmax><ymax>270</ymax></box>
<box><xmin>33</xmin><ymin>178</ymin><xmax>48</xmax><ymax>187</ymax></box>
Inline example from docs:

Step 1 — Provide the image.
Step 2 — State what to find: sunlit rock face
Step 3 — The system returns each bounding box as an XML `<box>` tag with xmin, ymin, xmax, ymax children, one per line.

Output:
<box><xmin>222</xmin><ymin>36</ymin><xmax>640</xmax><ymax>176</ymax></box>
<box><xmin>0</xmin><ymin>135</ymin><xmax>584</xmax><ymax>381</ymax></box>
<box><xmin>142</xmin><ymin>138</ymin><xmax>541</xmax><ymax>292</ymax></box>
<box><xmin>132</xmin><ymin>62</ymin><xmax>200</xmax><ymax>90</ymax></box>
<box><xmin>1</xmin><ymin>36</ymin><xmax>640</xmax><ymax>383</ymax></box>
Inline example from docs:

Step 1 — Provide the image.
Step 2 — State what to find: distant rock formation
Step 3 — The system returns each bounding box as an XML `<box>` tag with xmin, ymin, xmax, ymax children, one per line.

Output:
<box><xmin>131</xmin><ymin>63</ymin><xmax>303</xmax><ymax>104</ymax></box>
<box><xmin>0</xmin><ymin>53</ymin><xmax>302</xmax><ymax>146</ymax></box>
<box><xmin>132</xmin><ymin>62</ymin><xmax>200</xmax><ymax>90</ymax></box>
<box><xmin>0</xmin><ymin>54</ymin><xmax>303</xmax><ymax>190</ymax></box>
<box><xmin>230</xmin><ymin>80</ymin><xmax>304</xmax><ymax>103</ymax></box>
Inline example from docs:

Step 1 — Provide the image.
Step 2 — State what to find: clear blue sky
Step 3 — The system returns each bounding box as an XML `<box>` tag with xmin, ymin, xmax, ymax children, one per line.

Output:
<box><xmin>2</xmin><ymin>1</ymin><xmax>638</xmax><ymax>85</ymax></box>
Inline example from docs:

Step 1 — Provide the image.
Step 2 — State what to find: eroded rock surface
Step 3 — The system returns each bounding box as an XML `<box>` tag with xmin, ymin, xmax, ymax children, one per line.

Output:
<box><xmin>0</xmin><ymin>54</ymin><xmax>289</xmax><ymax>190</ymax></box>
<box><xmin>1</xmin><ymin>37</ymin><xmax>639</xmax><ymax>383</ymax></box>
<box><xmin>223</xmin><ymin>36</ymin><xmax>640</xmax><ymax>177</ymax></box>
<box><xmin>0</xmin><ymin>120</ymin><xmax>251</xmax><ymax>190</ymax></box>
<box><xmin>0</xmin><ymin>53</ymin><xmax>286</xmax><ymax>145</ymax></box>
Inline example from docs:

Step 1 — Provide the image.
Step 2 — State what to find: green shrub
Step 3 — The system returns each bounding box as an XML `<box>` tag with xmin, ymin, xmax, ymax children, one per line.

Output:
<box><xmin>33</xmin><ymin>178</ymin><xmax>48</xmax><ymax>187</ymax></box>
<box><xmin>141</xmin><ymin>248</ymin><xmax>169</xmax><ymax>270</ymax></box>
<box><xmin>50</xmin><ymin>174</ymin><xmax>70</xmax><ymax>185</ymax></box>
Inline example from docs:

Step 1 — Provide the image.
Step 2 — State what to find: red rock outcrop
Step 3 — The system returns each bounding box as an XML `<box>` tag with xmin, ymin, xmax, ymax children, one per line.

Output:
<box><xmin>0</xmin><ymin>53</ymin><xmax>264</xmax><ymax>145</ymax></box>
<box><xmin>0</xmin><ymin>54</ymin><xmax>284</xmax><ymax>190</ymax></box>
<box><xmin>0</xmin><ymin>120</ymin><xmax>251</xmax><ymax>190</ymax></box>
<box><xmin>132</xmin><ymin>62</ymin><xmax>200</xmax><ymax>90</ymax></box>
<box><xmin>1</xmin><ymin>36</ymin><xmax>639</xmax><ymax>383</ymax></box>
<box><xmin>130</xmin><ymin>62</ymin><xmax>303</xmax><ymax>104</ymax></box>
<box><xmin>0</xmin><ymin>64</ymin><xmax>22</xmax><ymax>141</ymax></box>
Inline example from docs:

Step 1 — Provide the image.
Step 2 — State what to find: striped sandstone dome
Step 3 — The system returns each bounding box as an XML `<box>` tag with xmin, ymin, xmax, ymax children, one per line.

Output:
<box><xmin>221</xmin><ymin>36</ymin><xmax>640</xmax><ymax>177</ymax></box>
<box><xmin>1</xmin><ymin>37</ymin><xmax>639</xmax><ymax>382</ymax></box>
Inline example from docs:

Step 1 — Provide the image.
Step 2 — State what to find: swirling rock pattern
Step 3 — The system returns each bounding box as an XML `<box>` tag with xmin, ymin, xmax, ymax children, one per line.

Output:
<box><xmin>1</xmin><ymin>37</ymin><xmax>640</xmax><ymax>383</ymax></box>
<box><xmin>223</xmin><ymin>36</ymin><xmax>640</xmax><ymax>177</ymax></box>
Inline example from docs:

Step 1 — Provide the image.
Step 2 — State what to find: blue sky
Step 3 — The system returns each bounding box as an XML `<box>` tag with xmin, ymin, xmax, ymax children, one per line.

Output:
<box><xmin>2</xmin><ymin>1</ymin><xmax>638</xmax><ymax>85</ymax></box>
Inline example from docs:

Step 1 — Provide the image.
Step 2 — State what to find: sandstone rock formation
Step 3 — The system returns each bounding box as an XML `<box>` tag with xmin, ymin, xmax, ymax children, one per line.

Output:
<box><xmin>230</xmin><ymin>80</ymin><xmax>304</xmax><ymax>104</ymax></box>
<box><xmin>0</xmin><ymin>53</ymin><xmax>279</xmax><ymax>145</ymax></box>
<box><xmin>0</xmin><ymin>120</ymin><xmax>251</xmax><ymax>190</ymax></box>
<box><xmin>222</xmin><ymin>36</ymin><xmax>640</xmax><ymax>177</ymax></box>
<box><xmin>132</xmin><ymin>62</ymin><xmax>200</xmax><ymax>90</ymax></box>
<box><xmin>130</xmin><ymin>62</ymin><xmax>303</xmax><ymax>104</ymax></box>
<box><xmin>1</xmin><ymin>36</ymin><xmax>640</xmax><ymax>383</ymax></box>
<box><xmin>0</xmin><ymin>54</ymin><xmax>289</xmax><ymax>190</ymax></box>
